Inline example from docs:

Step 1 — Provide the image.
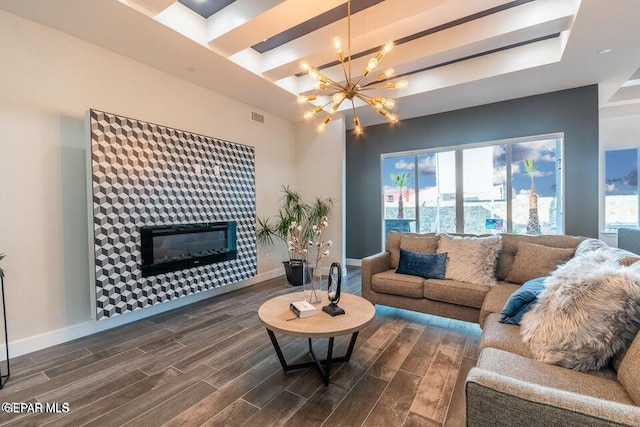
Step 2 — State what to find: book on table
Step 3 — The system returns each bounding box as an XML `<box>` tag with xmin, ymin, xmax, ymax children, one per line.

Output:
<box><xmin>290</xmin><ymin>300</ymin><xmax>318</xmax><ymax>318</ymax></box>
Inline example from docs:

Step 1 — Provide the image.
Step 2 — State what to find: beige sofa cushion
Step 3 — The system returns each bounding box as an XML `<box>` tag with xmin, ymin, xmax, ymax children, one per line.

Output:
<box><xmin>423</xmin><ymin>279</ymin><xmax>489</xmax><ymax>309</ymax></box>
<box><xmin>618</xmin><ymin>331</ymin><xmax>640</xmax><ymax>405</ymax></box>
<box><xmin>371</xmin><ymin>270</ymin><xmax>424</xmax><ymax>299</ymax></box>
<box><xmin>386</xmin><ymin>232</ymin><xmax>403</xmax><ymax>269</ymax></box>
<box><xmin>480</xmin><ymin>313</ymin><xmax>533</xmax><ymax>358</ymax></box>
<box><xmin>479</xmin><ymin>282</ymin><xmax>521</xmax><ymax>328</ymax></box>
<box><xmin>400</xmin><ymin>234</ymin><xmax>439</xmax><ymax>254</ymax></box>
<box><xmin>496</xmin><ymin>234</ymin><xmax>584</xmax><ymax>281</ymax></box>
<box><xmin>505</xmin><ymin>241</ymin><xmax>575</xmax><ymax>284</ymax></box>
<box><xmin>477</xmin><ymin>348</ymin><xmax>632</xmax><ymax>405</ymax></box>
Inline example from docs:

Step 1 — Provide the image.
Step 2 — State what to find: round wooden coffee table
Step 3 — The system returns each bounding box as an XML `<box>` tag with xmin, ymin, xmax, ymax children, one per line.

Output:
<box><xmin>258</xmin><ymin>292</ymin><xmax>375</xmax><ymax>386</ymax></box>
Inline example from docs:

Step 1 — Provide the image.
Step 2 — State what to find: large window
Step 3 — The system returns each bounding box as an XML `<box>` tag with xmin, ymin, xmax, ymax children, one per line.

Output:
<box><xmin>382</xmin><ymin>135</ymin><xmax>563</xmax><ymax>236</ymax></box>
<box><xmin>605</xmin><ymin>148</ymin><xmax>639</xmax><ymax>231</ymax></box>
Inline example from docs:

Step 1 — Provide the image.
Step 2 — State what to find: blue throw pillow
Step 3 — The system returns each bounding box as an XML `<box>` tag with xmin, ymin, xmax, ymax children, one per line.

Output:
<box><xmin>396</xmin><ymin>248</ymin><xmax>447</xmax><ymax>280</ymax></box>
<box><xmin>499</xmin><ymin>277</ymin><xmax>547</xmax><ymax>325</ymax></box>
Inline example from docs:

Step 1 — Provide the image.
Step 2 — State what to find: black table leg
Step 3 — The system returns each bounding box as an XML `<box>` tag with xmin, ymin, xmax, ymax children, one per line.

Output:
<box><xmin>265</xmin><ymin>329</ymin><xmax>360</xmax><ymax>386</ymax></box>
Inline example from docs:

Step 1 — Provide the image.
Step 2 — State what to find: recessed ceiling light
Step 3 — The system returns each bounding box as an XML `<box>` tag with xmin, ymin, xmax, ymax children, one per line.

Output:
<box><xmin>598</xmin><ymin>48</ymin><xmax>612</xmax><ymax>55</ymax></box>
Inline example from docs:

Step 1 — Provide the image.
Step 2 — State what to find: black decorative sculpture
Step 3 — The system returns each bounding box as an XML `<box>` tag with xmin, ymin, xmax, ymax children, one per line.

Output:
<box><xmin>322</xmin><ymin>262</ymin><xmax>345</xmax><ymax>316</ymax></box>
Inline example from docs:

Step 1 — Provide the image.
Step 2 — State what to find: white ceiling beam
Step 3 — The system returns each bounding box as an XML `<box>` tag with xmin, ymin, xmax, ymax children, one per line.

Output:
<box><xmin>120</xmin><ymin>0</ymin><xmax>174</xmax><ymax>17</ymax></box>
<box><xmin>261</xmin><ymin>0</ymin><xmax>509</xmax><ymax>81</ymax></box>
<box><xmin>205</xmin><ymin>0</ymin><xmax>285</xmax><ymax>43</ymax></box>
<box><xmin>208</xmin><ymin>0</ymin><xmax>347</xmax><ymax>57</ymax></box>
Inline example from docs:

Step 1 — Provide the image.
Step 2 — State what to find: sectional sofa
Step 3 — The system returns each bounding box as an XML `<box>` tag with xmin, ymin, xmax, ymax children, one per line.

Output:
<box><xmin>361</xmin><ymin>232</ymin><xmax>640</xmax><ymax>426</ymax></box>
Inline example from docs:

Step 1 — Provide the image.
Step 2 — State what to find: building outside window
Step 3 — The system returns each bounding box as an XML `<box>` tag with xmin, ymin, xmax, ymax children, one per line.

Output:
<box><xmin>381</xmin><ymin>134</ymin><xmax>563</xmax><ymax>237</ymax></box>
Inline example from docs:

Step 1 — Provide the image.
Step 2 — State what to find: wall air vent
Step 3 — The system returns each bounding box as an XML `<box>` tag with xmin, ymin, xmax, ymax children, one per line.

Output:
<box><xmin>251</xmin><ymin>111</ymin><xmax>265</xmax><ymax>124</ymax></box>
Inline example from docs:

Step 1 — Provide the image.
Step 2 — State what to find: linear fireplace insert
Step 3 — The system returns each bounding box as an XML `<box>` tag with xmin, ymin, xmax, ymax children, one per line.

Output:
<box><xmin>140</xmin><ymin>221</ymin><xmax>237</xmax><ymax>277</ymax></box>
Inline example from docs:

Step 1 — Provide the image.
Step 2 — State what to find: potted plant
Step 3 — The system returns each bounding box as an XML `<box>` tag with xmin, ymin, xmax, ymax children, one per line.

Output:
<box><xmin>257</xmin><ymin>185</ymin><xmax>333</xmax><ymax>286</ymax></box>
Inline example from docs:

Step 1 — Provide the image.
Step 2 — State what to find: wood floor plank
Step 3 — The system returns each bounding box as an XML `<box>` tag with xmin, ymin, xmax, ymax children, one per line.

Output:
<box><xmin>409</xmin><ymin>332</ymin><xmax>466</xmax><ymax>423</ymax></box>
<box><xmin>281</xmin><ymin>383</ymin><xmax>350</xmax><ymax>427</ymax></box>
<box><xmin>0</xmin><ymin>348</ymin><xmax>145</xmax><ymax>403</ymax></box>
<box><xmin>37</xmin><ymin>340</ymin><xmax>185</xmax><ymax>403</ymax></box>
<box><xmin>443</xmin><ymin>357</ymin><xmax>476</xmax><ymax>427</ymax></box>
<box><xmin>241</xmin><ymin>390</ymin><xmax>305</xmax><ymax>427</ymax></box>
<box><xmin>203</xmin><ymin>336</ymin><xmax>294</xmax><ymax>388</ymax></box>
<box><xmin>323</xmin><ymin>374</ymin><xmax>389</xmax><ymax>427</ymax></box>
<box><xmin>404</xmin><ymin>412</ymin><xmax>443</xmax><ymax>427</ymax></box>
<box><xmin>43</xmin><ymin>367</ymin><xmax>183</xmax><ymax>427</ymax></box>
<box><xmin>83</xmin><ymin>364</ymin><xmax>216</xmax><ymax>427</ymax></box>
<box><xmin>164</xmin><ymin>357</ymin><xmax>288</xmax><ymax>426</ymax></box>
<box><xmin>0</xmin><ymin>372</ymin><xmax>49</xmax><ymax>395</ymax></box>
<box><xmin>362</xmin><ymin>369</ymin><xmax>422</xmax><ymax>427</ymax></box>
<box><xmin>139</xmin><ymin>325</ymin><xmax>245</xmax><ymax>375</ymax></box>
<box><xmin>123</xmin><ymin>380</ymin><xmax>216</xmax><ymax>427</ymax></box>
<box><xmin>400</xmin><ymin>326</ymin><xmax>447</xmax><ymax>376</ymax></box>
<box><xmin>8</xmin><ymin>349</ymin><xmax>91</xmax><ymax>383</ymax></box>
<box><xmin>200</xmin><ymin>399</ymin><xmax>259</xmax><ymax>427</ymax></box>
<box><xmin>175</xmin><ymin>310</ymin><xmax>257</xmax><ymax>347</ymax></box>
<box><xmin>242</xmin><ymin>369</ymin><xmax>302</xmax><ymax>408</ymax></box>
<box><xmin>367</xmin><ymin>326</ymin><xmax>424</xmax><ymax>381</ymax></box>
<box><xmin>11</xmin><ymin>370</ymin><xmax>150</xmax><ymax>427</ymax></box>
<box><xmin>329</xmin><ymin>319</ymin><xmax>401</xmax><ymax>389</ymax></box>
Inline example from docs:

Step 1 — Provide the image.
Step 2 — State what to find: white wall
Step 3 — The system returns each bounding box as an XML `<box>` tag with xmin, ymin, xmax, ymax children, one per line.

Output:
<box><xmin>598</xmin><ymin>114</ymin><xmax>640</xmax><ymax>246</ymax></box>
<box><xmin>294</xmin><ymin>118</ymin><xmax>347</xmax><ymax>273</ymax></box>
<box><xmin>0</xmin><ymin>10</ymin><xmax>296</xmax><ymax>355</ymax></box>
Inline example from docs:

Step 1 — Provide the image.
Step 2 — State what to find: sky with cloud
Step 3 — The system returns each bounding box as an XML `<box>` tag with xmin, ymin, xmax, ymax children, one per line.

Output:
<box><xmin>605</xmin><ymin>148</ymin><xmax>638</xmax><ymax>196</ymax></box>
<box><xmin>382</xmin><ymin>138</ymin><xmax>561</xmax><ymax>198</ymax></box>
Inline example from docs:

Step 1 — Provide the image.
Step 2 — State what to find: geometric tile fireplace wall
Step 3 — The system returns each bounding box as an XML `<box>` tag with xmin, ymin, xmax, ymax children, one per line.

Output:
<box><xmin>87</xmin><ymin>109</ymin><xmax>256</xmax><ymax>320</ymax></box>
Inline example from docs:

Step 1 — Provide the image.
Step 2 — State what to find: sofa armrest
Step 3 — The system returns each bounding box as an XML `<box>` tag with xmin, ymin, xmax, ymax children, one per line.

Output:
<box><xmin>466</xmin><ymin>368</ymin><xmax>640</xmax><ymax>427</ymax></box>
<box><xmin>478</xmin><ymin>283</ymin><xmax>520</xmax><ymax>328</ymax></box>
<box><xmin>361</xmin><ymin>251</ymin><xmax>391</xmax><ymax>302</ymax></box>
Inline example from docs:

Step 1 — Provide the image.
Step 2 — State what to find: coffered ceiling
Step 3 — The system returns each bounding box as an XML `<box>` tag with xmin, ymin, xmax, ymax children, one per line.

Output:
<box><xmin>1</xmin><ymin>0</ymin><xmax>640</xmax><ymax>128</ymax></box>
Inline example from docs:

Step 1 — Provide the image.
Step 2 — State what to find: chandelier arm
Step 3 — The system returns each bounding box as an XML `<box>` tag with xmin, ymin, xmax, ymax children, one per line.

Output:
<box><xmin>348</xmin><ymin>0</ymin><xmax>351</xmax><ymax>81</ymax></box>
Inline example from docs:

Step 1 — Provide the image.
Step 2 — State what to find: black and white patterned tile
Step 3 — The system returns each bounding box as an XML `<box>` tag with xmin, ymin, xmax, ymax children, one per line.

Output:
<box><xmin>89</xmin><ymin>109</ymin><xmax>256</xmax><ymax>319</ymax></box>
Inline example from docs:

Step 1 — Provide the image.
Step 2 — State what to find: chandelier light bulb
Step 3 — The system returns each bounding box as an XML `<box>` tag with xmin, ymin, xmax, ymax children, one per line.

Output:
<box><xmin>303</xmin><ymin>106</ymin><xmax>322</xmax><ymax>120</ymax></box>
<box><xmin>383</xmin><ymin>97</ymin><xmax>396</xmax><ymax>108</ymax></box>
<box><xmin>309</xmin><ymin>68</ymin><xmax>320</xmax><ymax>80</ymax></box>
<box><xmin>297</xmin><ymin>95</ymin><xmax>316</xmax><ymax>104</ymax></box>
<box><xmin>376</xmin><ymin>67</ymin><xmax>394</xmax><ymax>81</ymax></box>
<box><xmin>332</xmin><ymin>92</ymin><xmax>346</xmax><ymax>103</ymax></box>
<box><xmin>299</xmin><ymin>61</ymin><xmax>310</xmax><ymax>72</ymax></box>
<box><xmin>366</xmin><ymin>57</ymin><xmax>378</xmax><ymax>72</ymax></box>
<box><xmin>317</xmin><ymin>115</ymin><xmax>331</xmax><ymax>132</ymax></box>
<box><xmin>333</xmin><ymin>37</ymin><xmax>342</xmax><ymax>53</ymax></box>
<box><xmin>386</xmin><ymin>79</ymin><xmax>409</xmax><ymax>89</ymax></box>
<box><xmin>315</xmin><ymin>81</ymin><xmax>328</xmax><ymax>90</ymax></box>
<box><xmin>354</xmin><ymin>117</ymin><xmax>363</xmax><ymax>134</ymax></box>
<box><xmin>386</xmin><ymin>113</ymin><xmax>399</xmax><ymax>124</ymax></box>
<box><xmin>382</xmin><ymin>40</ymin><xmax>394</xmax><ymax>54</ymax></box>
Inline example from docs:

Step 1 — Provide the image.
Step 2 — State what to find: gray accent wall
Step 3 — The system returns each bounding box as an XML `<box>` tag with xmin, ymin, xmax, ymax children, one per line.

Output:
<box><xmin>346</xmin><ymin>85</ymin><xmax>599</xmax><ymax>259</ymax></box>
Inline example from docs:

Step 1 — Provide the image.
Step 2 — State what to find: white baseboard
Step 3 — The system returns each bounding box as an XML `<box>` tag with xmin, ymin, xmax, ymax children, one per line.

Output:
<box><xmin>1</xmin><ymin>268</ymin><xmax>284</xmax><ymax>358</ymax></box>
<box><xmin>345</xmin><ymin>258</ymin><xmax>362</xmax><ymax>267</ymax></box>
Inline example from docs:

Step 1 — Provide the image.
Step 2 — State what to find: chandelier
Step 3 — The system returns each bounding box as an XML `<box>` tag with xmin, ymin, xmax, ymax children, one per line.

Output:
<box><xmin>297</xmin><ymin>0</ymin><xmax>408</xmax><ymax>134</ymax></box>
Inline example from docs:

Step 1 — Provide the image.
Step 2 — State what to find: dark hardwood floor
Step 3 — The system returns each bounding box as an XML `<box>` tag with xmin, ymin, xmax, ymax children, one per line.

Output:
<box><xmin>0</xmin><ymin>267</ymin><xmax>481</xmax><ymax>426</ymax></box>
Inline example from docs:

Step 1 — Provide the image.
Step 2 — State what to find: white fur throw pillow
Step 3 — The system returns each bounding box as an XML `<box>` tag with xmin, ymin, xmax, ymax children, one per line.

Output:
<box><xmin>520</xmin><ymin>249</ymin><xmax>640</xmax><ymax>371</ymax></box>
<box><xmin>437</xmin><ymin>234</ymin><xmax>501</xmax><ymax>287</ymax></box>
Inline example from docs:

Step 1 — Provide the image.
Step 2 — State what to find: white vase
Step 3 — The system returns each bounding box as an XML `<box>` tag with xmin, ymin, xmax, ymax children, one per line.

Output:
<box><xmin>303</xmin><ymin>261</ymin><xmax>322</xmax><ymax>304</ymax></box>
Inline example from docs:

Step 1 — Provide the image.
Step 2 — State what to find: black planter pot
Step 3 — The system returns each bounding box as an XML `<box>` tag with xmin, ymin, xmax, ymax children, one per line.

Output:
<box><xmin>283</xmin><ymin>260</ymin><xmax>308</xmax><ymax>286</ymax></box>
